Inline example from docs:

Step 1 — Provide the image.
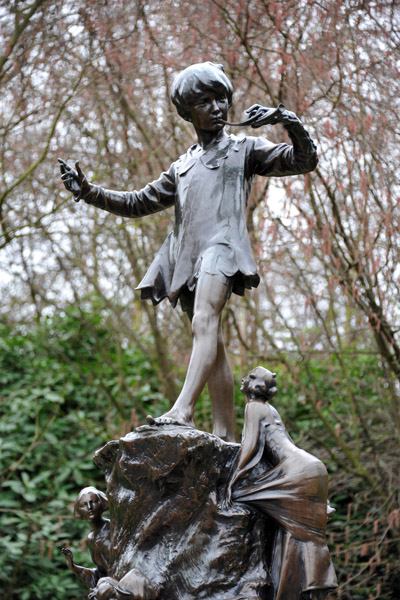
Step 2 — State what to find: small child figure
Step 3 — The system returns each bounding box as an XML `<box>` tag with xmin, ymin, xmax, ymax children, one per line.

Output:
<box><xmin>59</xmin><ymin>62</ymin><xmax>318</xmax><ymax>441</ymax></box>
<box><xmin>62</xmin><ymin>486</ymin><xmax>110</xmax><ymax>590</ymax></box>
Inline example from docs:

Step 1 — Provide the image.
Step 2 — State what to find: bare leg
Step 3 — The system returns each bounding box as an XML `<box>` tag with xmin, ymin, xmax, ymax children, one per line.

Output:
<box><xmin>148</xmin><ymin>273</ymin><xmax>233</xmax><ymax>434</ymax></box>
<box><xmin>207</xmin><ymin>325</ymin><xmax>235</xmax><ymax>441</ymax></box>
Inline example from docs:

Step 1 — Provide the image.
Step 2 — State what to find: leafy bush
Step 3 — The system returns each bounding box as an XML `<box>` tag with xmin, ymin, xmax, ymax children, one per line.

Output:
<box><xmin>0</xmin><ymin>304</ymin><xmax>169</xmax><ymax>600</ymax></box>
<box><xmin>274</xmin><ymin>355</ymin><xmax>400</xmax><ymax>599</ymax></box>
<box><xmin>1</xmin><ymin>308</ymin><xmax>399</xmax><ymax>599</ymax></box>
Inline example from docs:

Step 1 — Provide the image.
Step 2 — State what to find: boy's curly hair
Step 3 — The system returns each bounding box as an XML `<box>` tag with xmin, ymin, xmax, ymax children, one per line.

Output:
<box><xmin>171</xmin><ymin>62</ymin><xmax>233</xmax><ymax>121</ymax></box>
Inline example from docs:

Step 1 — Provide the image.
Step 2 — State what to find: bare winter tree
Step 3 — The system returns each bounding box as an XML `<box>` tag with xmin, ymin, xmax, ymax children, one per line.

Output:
<box><xmin>1</xmin><ymin>2</ymin><xmax>399</xmax><ymax>596</ymax></box>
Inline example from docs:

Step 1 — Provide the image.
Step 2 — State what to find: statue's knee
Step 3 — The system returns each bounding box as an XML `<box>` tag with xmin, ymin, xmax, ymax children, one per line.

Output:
<box><xmin>192</xmin><ymin>310</ymin><xmax>218</xmax><ymax>338</ymax></box>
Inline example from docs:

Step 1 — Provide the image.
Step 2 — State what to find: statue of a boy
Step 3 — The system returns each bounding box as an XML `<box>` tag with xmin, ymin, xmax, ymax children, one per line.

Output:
<box><xmin>59</xmin><ymin>62</ymin><xmax>318</xmax><ymax>441</ymax></box>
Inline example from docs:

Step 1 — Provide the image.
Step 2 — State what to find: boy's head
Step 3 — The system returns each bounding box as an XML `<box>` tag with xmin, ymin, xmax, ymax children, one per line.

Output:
<box><xmin>171</xmin><ymin>62</ymin><xmax>233</xmax><ymax>121</ymax></box>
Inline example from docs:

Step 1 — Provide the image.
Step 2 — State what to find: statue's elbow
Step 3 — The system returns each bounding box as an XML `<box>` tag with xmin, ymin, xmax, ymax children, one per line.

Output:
<box><xmin>302</xmin><ymin>152</ymin><xmax>318</xmax><ymax>174</ymax></box>
<box><xmin>309</xmin><ymin>152</ymin><xmax>319</xmax><ymax>172</ymax></box>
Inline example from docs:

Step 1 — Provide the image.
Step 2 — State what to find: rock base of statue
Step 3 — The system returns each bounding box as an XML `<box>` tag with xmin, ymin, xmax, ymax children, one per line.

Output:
<box><xmin>93</xmin><ymin>424</ymin><xmax>274</xmax><ymax>600</ymax></box>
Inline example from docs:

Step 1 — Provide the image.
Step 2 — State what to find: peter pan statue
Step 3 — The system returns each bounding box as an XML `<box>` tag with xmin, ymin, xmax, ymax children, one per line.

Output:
<box><xmin>59</xmin><ymin>62</ymin><xmax>318</xmax><ymax>442</ymax></box>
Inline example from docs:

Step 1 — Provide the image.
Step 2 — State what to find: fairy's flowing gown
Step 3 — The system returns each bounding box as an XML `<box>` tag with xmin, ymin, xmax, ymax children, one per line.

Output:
<box><xmin>232</xmin><ymin>401</ymin><xmax>337</xmax><ymax>600</ymax></box>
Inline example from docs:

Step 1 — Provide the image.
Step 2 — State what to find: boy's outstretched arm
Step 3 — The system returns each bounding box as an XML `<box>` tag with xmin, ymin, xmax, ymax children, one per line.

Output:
<box><xmin>58</xmin><ymin>158</ymin><xmax>176</xmax><ymax>218</ymax></box>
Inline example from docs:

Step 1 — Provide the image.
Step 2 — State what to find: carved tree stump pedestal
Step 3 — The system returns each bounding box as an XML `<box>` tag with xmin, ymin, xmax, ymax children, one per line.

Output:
<box><xmin>93</xmin><ymin>425</ymin><xmax>272</xmax><ymax>600</ymax></box>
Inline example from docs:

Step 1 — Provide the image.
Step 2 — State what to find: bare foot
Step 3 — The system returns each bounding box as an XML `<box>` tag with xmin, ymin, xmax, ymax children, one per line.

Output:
<box><xmin>146</xmin><ymin>410</ymin><xmax>195</xmax><ymax>428</ymax></box>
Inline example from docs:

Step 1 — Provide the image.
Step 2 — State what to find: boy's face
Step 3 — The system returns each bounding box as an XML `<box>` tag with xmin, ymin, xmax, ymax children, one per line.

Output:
<box><xmin>188</xmin><ymin>89</ymin><xmax>229</xmax><ymax>132</ymax></box>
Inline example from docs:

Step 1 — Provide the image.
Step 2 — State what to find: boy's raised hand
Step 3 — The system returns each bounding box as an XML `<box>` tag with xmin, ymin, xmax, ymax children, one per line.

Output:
<box><xmin>245</xmin><ymin>103</ymin><xmax>301</xmax><ymax>129</ymax></box>
<box><xmin>58</xmin><ymin>158</ymin><xmax>90</xmax><ymax>201</ymax></box>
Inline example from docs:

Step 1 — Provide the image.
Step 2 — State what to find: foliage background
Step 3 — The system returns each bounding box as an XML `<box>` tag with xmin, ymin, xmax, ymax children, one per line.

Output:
<box><xmin>0</xmin><ymin>1</ymin><xmax>399</xmax><ymax>598</ymax></box>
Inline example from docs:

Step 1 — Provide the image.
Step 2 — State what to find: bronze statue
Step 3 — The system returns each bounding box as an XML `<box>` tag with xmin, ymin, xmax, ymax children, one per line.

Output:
<box><xmin>230</xmin><ymin>367</ymin><xmax>337</xmax><ymax>600</ymax></box>
<box><xmin>59</xmin><ymin>62</ymin><xmax>318</xmax><ymax>441</ymax></box>
<box><xmin>61</xmin><ymin>371</ymin><xmax>337</xmax><ymax>599</ymax></box>
<box><xmin>62</xmin><ymin>488</ymin><xmax>157</xmax><ymax>600</ymax></box>
<box><xmin>62</xmin><ymin>487</ymin><xmax>110</xmax><ymax>590</ymax></box>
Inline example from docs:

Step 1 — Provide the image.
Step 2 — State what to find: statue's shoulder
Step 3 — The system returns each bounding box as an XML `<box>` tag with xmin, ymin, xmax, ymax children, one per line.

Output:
<box><xmin>229</xmin><ymin>133</ymin><xmax>251</xmax><ymax>149</ymax></box>
<box><xmin>173</xmin><ymin>143</ymin><xmax>204</xmax><ymax>177</ymax></box>
<box><xmin>229</xmin><ymin>134</ymin><xmax>272</xmax><ymax>161</ymax></box>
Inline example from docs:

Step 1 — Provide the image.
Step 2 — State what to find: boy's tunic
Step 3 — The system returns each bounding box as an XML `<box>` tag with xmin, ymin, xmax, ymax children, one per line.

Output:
<box><xmin>83</xmin><ymin>127</ymin><xmax>317</xmax><ymax>307</ymax></box>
